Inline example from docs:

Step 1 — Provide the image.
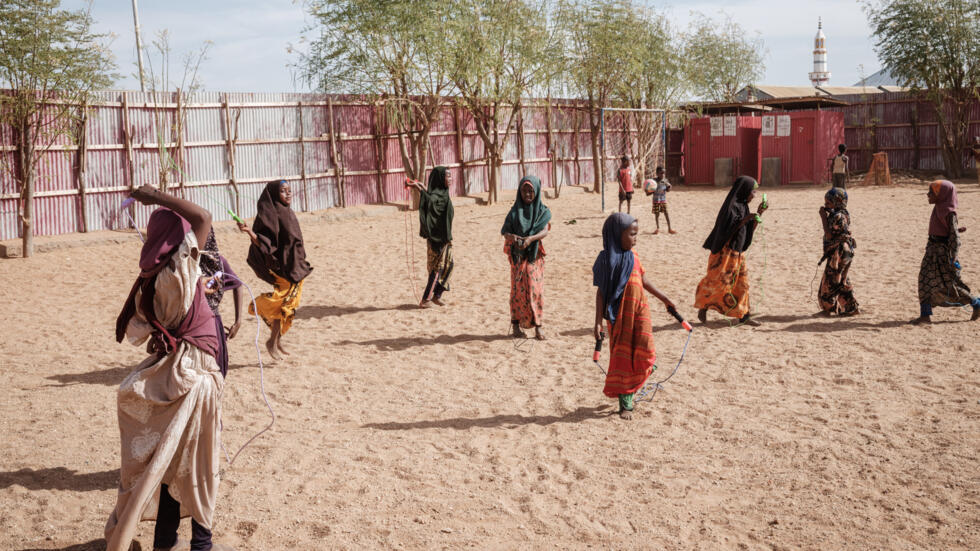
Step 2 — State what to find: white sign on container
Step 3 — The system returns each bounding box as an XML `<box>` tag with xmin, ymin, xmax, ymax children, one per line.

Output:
<box><xmin>710</xmin><ymin>117</ymin><xmax>723</xmax><ymax>137</ymax></box>
<box><xmin>762</xmin><ymin>116</ymin><xmax>776</xmax><ymax>136</ymax></box>
<box><xmin>776</xmin><ymin>115</ymin><xmax>791</xmax><ymax>137</ymax></box>
<box><xmin>724</xmin><ymin>115</ymin><xmax>737</xmax><ymax>136</ymax></box>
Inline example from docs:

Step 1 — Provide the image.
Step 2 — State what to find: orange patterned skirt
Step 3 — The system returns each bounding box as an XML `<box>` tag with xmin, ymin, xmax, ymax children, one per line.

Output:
<box><xmin>507</xmin><ymin>243</ymin><xmax>546</xmax><ymax>329</ymax></box>
<box><xmin>694</xmin><ymin>246</ymin><xmax>749</xmax><ymax>319</ymax></box>
<box><xmin>602</xmin><ymin>255</ymin><xmax>656</xmax><ymax>398</ymax></box>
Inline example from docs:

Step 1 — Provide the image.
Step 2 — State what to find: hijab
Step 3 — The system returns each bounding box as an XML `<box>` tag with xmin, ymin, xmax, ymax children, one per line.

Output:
<box><xmin>592</xmin><ymin>213</ymin><xmax>636</xmax><ymax>325</ymax></box>
<box><xmin>825</xmin><ymin>187</ymin><xmax>848</xmax><ymax>212</ymax></box>
<box><xmin>702</xmin><ymin>176</ymin><xmax>758</xmax><ymax>254</ymax></box>
<box><xmin>418</xmin><ymin>166</ymin><xmax>453</xmax><ymax>245</ymax></box>
<box><xmin>928</xmin><ymin>180</ymin><xmax>958</xmax><ymax>237</ymax></box>
<box><xmin>501</xmin><ymin>175</ymin><xmax>552</xmax><ymax>263</ymax></box>
<box><xmin>246</xmin><ymin>180</ymin><xmax>313</xmax><ymax>285</ymax></box>
<box><xmin>115</xmin><ymin>208</ymin><xmax>218</xmax><ymax>357</ymax></box>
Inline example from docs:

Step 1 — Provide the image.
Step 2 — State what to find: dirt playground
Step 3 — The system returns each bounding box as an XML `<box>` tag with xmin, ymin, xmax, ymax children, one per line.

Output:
<box><xmin>1</xmin><ymin>179</ymin><xmax>978</xmax><ymax>550</ymax></box>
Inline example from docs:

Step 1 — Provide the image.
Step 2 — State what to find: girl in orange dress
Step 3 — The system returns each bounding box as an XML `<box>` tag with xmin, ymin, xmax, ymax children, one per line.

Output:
<box><xmin>592</xmin><ymin>213</ymin><xmax>678</xmax><ymax>420</ymax></box>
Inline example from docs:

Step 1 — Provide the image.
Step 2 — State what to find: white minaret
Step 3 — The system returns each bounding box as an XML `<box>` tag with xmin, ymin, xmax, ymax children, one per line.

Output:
<box><xmin>809</xmin><ymin>18</ymin><xmax>831</xmax><ymax>86</ymax></box>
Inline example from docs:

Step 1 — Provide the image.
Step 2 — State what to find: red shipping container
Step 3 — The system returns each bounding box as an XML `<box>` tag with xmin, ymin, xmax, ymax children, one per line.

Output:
<box><xmin>684</xmin><ymin>115</ymin><xmax>762</xmax><ymax>186</ymax></box>
<box><xmin>759</xmin><ymin>110</ymin><xmax>844</xmax><ymax>186</ymax></box>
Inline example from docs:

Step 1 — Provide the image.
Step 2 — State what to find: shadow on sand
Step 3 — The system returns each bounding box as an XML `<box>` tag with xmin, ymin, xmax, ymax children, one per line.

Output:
<box><xmin>0</xmin><ymin>467</ymin><xmax>118</xmax><ymax>492</ymax></box>
<box><xmin>362</xmin><ymin>405</ymin><xmax>613</xmax><ymax>431</ymax></box>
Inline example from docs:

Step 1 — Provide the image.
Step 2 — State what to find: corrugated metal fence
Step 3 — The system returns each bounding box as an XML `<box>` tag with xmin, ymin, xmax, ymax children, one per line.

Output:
<box><xmin>0</xmin><ymin>91</ymin><xmax>661</xmax><ymax>241</ymax></box>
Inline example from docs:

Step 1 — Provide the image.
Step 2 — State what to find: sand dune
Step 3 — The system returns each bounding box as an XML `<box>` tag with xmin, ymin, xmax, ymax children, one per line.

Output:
<box><xmin>1</xmin><ymin>178</ymin><xmax>978</xmax><ymax>550</ymax></box>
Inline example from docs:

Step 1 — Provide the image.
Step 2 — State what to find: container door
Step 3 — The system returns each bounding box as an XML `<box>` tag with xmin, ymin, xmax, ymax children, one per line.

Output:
<box><xmin>791</xmin><ymin>117</ymin><xmax>814</xmax><ymax>183</ymax></box>
<box><xmin>740</xmin><ymin>127</ymin><xmax>761</xmax><ymax>180</ymax></box>
<box><xmin>687</xmin><ymin>119</ymin><xmax>711</xmax><ymax>184</ymax></box>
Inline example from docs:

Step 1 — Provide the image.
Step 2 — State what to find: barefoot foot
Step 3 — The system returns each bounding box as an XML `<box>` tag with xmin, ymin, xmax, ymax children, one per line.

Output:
<box><xmin>697</xmin><ymin>309</ymin><xmax>707</xmax><ymax>324</ymax></box>
<box><xmin>277</xmin><ymin>340</ymin><xmax>290</xmax><ymax>355</ymax></box>
<box><xmin>619</xmin><ymin>408</ymin><xmax>633</xmax><ymax>420</ymax></box>
<box><xmin>512</xmin><ymin>323</ymin><xmax>527</xmax><ymax>339</ymax></box>
<box><xmin>909</xmin><ymin>316</ymin><xmax>931</xmax><ymax>325</ymax></box>
<box><xmin>739</xmin><ymin>315</ymin><xmax>761</xmax><ymax>327</ymax></box>
<box><xmin>432</xmin><ymin>298</ymin><xmax>446</xmax><ymax>306</ymax></box>
<box><xmin>534</xmin><ymin>326</ymin><xmax>546</xmax><ymax>341</ymax></box>
<box><xmin>668</xmin><ymin>229</ymin><xmax>677</xmax><ymax>234</ymax></box>
<box><xmin>266</xmin><ymin>338</ymin><xmax>282</xmax><ymax>360</ymax></box>
<box><xmin>652</xmin><ymin>229</ymin><xmax>660</xmax><ymax>235</ymax></box>
<box><xmin>419</xmin><ymin>300</ymin><xmax>432</xmax><ymax>309</ymax></box>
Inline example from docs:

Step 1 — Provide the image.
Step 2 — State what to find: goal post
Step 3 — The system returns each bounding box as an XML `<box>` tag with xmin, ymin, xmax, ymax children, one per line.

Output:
<box><xmin>600</xmin><ymin>107</ymin><xmax>667</xmax><ymax>212</ymax></box>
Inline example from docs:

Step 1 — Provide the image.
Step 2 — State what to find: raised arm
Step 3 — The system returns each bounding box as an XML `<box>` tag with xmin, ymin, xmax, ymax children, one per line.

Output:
<box><xmin>131</xmin><ymin>185</ymin><xmax>212</xmax><ymax>247</ymax></box>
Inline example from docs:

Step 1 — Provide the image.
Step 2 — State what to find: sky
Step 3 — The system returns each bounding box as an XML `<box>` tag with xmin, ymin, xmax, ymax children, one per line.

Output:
<box><xmin>65</xmin><ymin>0</ymin><xmax>884</xmax><ymax>94</ymax></box>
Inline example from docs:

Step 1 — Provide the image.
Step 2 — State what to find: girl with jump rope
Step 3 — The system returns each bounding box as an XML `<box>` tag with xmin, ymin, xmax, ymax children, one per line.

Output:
<box><xmin>695</xmin><ymin>176</ymin><xmax>768</xmax><ymax>327</ymax></box>
<box><xmin>108</xmin><ymin>185</ymin><xmax>235</xmax><ymax>551</ymax></box>
<box><xmin>405</xmin><ymin>166</ymin><xmax>455</xmax><ymax>308</ymax></box>
<box><xmin>592</xmin><ymin>213</ymin><xmax>686</xmax><ymax>420</ymax></box>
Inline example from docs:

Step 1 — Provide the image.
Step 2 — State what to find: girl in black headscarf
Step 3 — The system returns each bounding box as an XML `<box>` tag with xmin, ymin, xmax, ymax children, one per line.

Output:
<box><xmin>407</xmin><ymin>166</ymin><xmax>455</xmax><ymax>308</ymax></box>
<box><xmin>238</xmin><ymin>179</ymin><xmax>313</xmax><ymax>359</ymax></box>
<box><xmin>694</xmin><ymin>176</ymin><xmax>767</xmax><ymax>326</ymax></box>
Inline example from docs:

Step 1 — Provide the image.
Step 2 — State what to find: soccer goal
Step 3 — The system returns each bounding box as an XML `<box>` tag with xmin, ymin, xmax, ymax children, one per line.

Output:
<box><xmin>599</xmin><ymin>107</ymin><xmax>667</xmax><ymax>211</ymax></box>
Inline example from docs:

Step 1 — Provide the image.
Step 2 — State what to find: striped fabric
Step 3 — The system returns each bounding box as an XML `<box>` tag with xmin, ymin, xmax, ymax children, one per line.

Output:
<box><xmin>602</xmin><ymin>253</ymin><xmax>656</xmax><ymax>398</ymax></box>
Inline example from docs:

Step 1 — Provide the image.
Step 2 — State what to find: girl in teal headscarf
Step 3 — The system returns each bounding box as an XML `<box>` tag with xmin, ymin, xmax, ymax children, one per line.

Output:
<box><xmin>407</xmin><ymin>166</ymin><xmax>455</xmax><ymax>308</ymax></box>
<box><xmin>501</xmin><ymin>175</ymin><xmax>552</xmax><ymax>339</ymax></box>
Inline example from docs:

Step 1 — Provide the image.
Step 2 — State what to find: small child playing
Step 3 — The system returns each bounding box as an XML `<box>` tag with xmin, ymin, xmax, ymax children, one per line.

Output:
<box><xmin>831</xmin><ymin>144</ymin><xmax>849</xmax><ymax>189</ymax></box>
<box><xmin>592</xmin><ymin>212</ymin><xmax>678</xmax><ymax>420</ymax></box>
<box><xmin>617</xmin><ymin>156</ymin><xmax>633</xmax><ymax>214</ymax></box>
<box><xmin>644</xmin><ymin>166</ymin><xmax>675</xmax><ymax>234</ymax></box>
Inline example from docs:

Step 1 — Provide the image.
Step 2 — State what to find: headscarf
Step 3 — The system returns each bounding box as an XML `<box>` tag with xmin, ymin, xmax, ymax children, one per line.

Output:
<box><xmin>592</xmin><ymin>213</ymin><xmax>637</xmax><ymax>325</ymax></box>
<box><xmin>418</xmin><ymin>166</ymin><xmax>453</xmax><ymax>245</ymax></box>
<box><xmin>246</xmin><ymin>180</ymin><xmax>313</xmax><ymax>285</ymax></box>
<box><xmin>928</xmin><ymin>180</ymin><xmax>958</xmax><ymax>237</ymax></box>
<box><xmin>115</xmin><ymin>208</ymin><xmax>218</xmax><ymax>357</ymax></box>
<box><xmin>501</xmin><ymin>175</ymin><xmax>552</xmax><ymax>263</ymax></box>
<box><xmin>825</xmin><ymin>187</ymin><xmax>848</xmax><ymax>212</ymax></box>
<box><xmin>702</xmin><ymin>176</ymin><xmax>758</xmax><ymax>254</ymax></box>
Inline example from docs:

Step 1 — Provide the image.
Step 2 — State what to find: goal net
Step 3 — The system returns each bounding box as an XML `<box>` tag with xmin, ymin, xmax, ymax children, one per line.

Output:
<box><xmin>600</xmin><ymin>108</ymin><xmax>667</xmax><ymax>194</ymax></box>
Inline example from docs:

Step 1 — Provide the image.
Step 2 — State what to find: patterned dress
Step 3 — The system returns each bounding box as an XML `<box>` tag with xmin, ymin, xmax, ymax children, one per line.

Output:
<box><xmin>506</xmin><ymin>242</ymin><xmax>545</xmax><ymax>328</ymax></box>
<box><xmin>919</xmin><ymin>213</ymin><xmax>974</xmax><ymax>308</ymax></box>
<box><xmin>818</xmin><ymin>209</ymin><xmax>858</xmax><ymax>314</ymax></box>
<box><xmin>602</xmin><ymin>253</ymin><xmax>656</xmax><ymax>400</ymax></box>
<box><xmin>694</xmin><ymin>247</ymin><xmax>750</xmax><ymax>319</ymax></box>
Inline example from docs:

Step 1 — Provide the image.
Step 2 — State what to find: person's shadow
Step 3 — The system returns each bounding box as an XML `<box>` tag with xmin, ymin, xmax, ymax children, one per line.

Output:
<box><xmin>18</xmin><ymin>540</ymin><xmax>127</xmax><ymax>551</ymax></box>
<box><xmin>0</xmin><ymin>466</ymin><xmax>118</xmax><ymax>492</ymax></box>
<box><xmin>44</xmin><ymin>365</ymin><xmax>131</xmax><ymax>388</ymax></box>
<box><xmin>296</xmin><ymin>303</ymin><xmax>418</xmax><ymax>319</ymax></box>
<box><xmin>337</xmin><ymin>333</ymin><xmax>512</xmax><ymax>351</ymax></box>
<box><xmin>362</xmin><ymin>405</ymin><xmax>613</xmax><ymax>431</ymax></box>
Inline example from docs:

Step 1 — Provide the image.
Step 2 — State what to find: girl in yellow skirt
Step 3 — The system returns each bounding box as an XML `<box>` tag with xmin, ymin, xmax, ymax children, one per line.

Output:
<box><xmin>695</xmin><ymin>176</ymin><xmax>767</xmax><ymax>326</ymax></box>
<box><xmin>238</xmin><ymin>180</ymin><xmax>313</xmax><ymax>359</ymax></box>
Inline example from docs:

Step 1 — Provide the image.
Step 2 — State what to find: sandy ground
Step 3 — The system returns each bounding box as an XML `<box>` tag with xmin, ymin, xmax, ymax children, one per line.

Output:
<box><xmin>1</xmin><ymin>178</ymin><xmax>979</xmax><ymax>550</ymax></box>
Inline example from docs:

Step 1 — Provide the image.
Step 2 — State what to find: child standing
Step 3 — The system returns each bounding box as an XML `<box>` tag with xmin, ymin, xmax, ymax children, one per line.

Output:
<box><xmin>818</xmin><ymin>188</ymin><xmax>859</xmax><ymax>315</ymax></box>
<box><xmin>593</xmin><ymin>212</ymin><xmax>679</xmax><ymax>420</ymax></box>
<box><xmin>501</xmin><ymin>175</ymin><xmax>551</xmax><ymax>340</ymax></box>
<box><xmin>831</xmin><ymin>144</ymin><xmax>849</xmax><ymax>189</ymax></box>
<box><xmin>910</xmin><ymin>180</ymin><xmax>980</xmax><ymax>324</ymax></box>
<box><xmin>645</xmin><ymin>166</ymin><xmax>675</xmax><ymax>234</ymax></box>
<box><xmin>617</xmin><ymin>156</ymin><xmax>633</xmax><ymax>214</ymax></box>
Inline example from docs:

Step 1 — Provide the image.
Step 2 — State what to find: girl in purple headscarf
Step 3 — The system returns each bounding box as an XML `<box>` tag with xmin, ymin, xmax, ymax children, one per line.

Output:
<box><xmin>910</xmin><ymin>180</ymin><xmax>980</xmax><ymax>324</ymax></box>
<box><xmin>108</xmin><ymin>185</ymin><xmax>233</xmax><ymax>551</ymax></box>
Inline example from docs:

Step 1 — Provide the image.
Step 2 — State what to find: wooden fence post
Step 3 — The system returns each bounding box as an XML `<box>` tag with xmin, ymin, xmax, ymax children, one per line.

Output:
<box><xmin>298</xmin><ymin>101</ymin><xmax>309</xmax><ymax>212</ymax></box>
<box><xmin>222</xmin><ymin>95</ymin><xmax>241</xmax><ymax>216</ymax></box>
<box><xmin>372</xmin><ymin>103</ymin><xmax>386</xmax><ymax>204</ymax></box>
<box><xmin>327</xmin><ymin>97</ymin><xmax>346</xmax><ymax>207</ymax></box>
<box><xmin>122</xmin><ymin>92</ymin><xmax>136</xmax><ymax>192</ymax></box>
<box><xmin>516</xmin><ymin>106</ymin><xmax>526</xmax><ymax>174</ymax></box>
<box><xmin>77</xmin><ymin>100</ymin><xmax>89</xmax><ymax>232</ymax></box>
<box><xmin>572</xmin><ymin>107</ymin><xmax>582</xmax><ymax>187</ymax></box>
<box><xmin>176</xmin><ymin>89</ymin><xmax>186</xmax><ymax>196</ymax></box>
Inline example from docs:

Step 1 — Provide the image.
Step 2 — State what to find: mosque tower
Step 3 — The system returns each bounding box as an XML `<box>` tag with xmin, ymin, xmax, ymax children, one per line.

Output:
<box><xmin>809</xmin><ymin>18</ymin><xmax>831</xmax><ymax>86</ymax></box>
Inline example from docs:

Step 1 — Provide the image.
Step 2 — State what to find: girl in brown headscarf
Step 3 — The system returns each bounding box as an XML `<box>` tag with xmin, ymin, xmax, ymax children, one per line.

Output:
<box><xmin>238</xmin><ymin>180</ymin><xmax>313</xmax><ymax>358</ymax></box>
<box><xmin>910</xmin><ymin>180</ymin><xmax>980</xmax><ymax>324</ymax></box>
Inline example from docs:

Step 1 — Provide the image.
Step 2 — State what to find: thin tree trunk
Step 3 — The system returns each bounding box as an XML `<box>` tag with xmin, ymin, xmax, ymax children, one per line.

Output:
<box><xmin>17</xmin><ymin>122</ymin><xmax>34</xmax><ymax>257</ymax></box>
<box><xmin>589</xmin><ymin>111</ymin><xmax>603</xmax><ymax>194</ymax></box>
